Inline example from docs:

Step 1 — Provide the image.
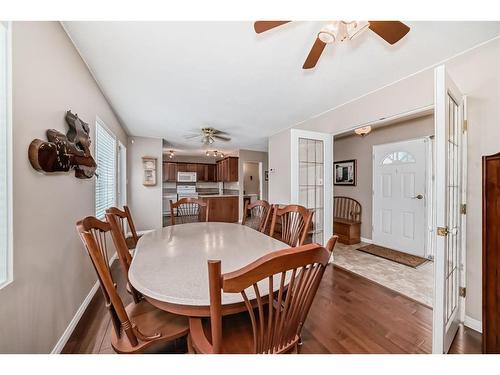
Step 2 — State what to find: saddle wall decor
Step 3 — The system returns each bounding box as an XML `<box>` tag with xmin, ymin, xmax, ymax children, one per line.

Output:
<box><xmin>28</xmin><ymin>110</ymin><xmax>97</xmax><ymax>179</ymax></box>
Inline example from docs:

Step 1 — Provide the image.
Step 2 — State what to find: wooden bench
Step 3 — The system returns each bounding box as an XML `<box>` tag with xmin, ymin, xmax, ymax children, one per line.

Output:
<box><xmin>333</xmin><ymin>196</ymin><xmax>361</xmax><ymax>245</ymax></box>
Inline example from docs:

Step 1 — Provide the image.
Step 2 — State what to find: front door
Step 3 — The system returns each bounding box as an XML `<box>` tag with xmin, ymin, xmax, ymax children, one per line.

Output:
<box><xmin>372</xmin><ymin>138</ymin><xmax>428</xmax><ymax>257</ymax></box>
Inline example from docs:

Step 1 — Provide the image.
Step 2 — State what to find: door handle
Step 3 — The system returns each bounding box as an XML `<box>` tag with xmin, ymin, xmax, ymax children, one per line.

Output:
<box><xmin>412</xmin><ymin>194</ymin><xmax>424</xmax><ymax>200</ymax></box>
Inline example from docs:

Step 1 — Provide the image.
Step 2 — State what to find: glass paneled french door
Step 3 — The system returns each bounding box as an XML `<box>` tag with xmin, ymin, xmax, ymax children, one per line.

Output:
<box><xmin>291</xmin><ymin>129</ymin><xmax>333</xmax><ymax>246</ymax></box>
<box><xmin>433</xmin><ymin>65</ymin><xmax>465</xmax><ymax>354</ymax></box>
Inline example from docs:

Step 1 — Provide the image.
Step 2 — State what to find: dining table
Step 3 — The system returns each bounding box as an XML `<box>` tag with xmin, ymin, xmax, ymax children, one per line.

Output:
<box><xmin>128</xmin><ymin>222</ymin><xmax>289</xmax><ymax>317</ymax></box>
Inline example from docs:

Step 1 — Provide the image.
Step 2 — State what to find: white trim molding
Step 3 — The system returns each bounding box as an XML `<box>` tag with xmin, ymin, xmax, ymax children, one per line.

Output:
<box><xmin>51</xmin><ymin>252</ymin><xmax>117</xmax><ymax>353</ymax></box>
<box><xmin>360</xmin><ymin>237</ymin><xmax>373</xmax><ymax>244</ymax></box>
<box><xmin>464</xmin><ymin>316</ymin><xmax>482</xmax><ymax>334</ymax></box>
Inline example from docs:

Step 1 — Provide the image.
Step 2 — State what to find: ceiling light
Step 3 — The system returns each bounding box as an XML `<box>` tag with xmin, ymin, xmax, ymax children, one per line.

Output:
<box><xmin>206</xmin><ymin>151</ymin><xmax>210</xmax><ymax>156</ymax></box>
<box><xmin>168</xmin><ymin>150</ymin><xmax>175</xmax><ymax>158</ymax></box>
<box><xmin>318</xmin><ymin>22</ymin><xmax>338</xmax><ymax>44</ymax></box>
<box><xmin>347</xmin><ymin>21</ymin><xmax>370</xmax><ymax>40</ymax></box>
<box><xmin>354</xmin><ymin>126</ymin><xmax>372</xmax><ymax>137</ymax></box>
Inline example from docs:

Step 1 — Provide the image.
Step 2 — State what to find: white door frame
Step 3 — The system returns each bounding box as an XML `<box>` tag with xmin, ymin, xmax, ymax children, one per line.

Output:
<box><xmin>371</xmin><ymin>136</ymin><xmax>433</xmax><ymax>258</ymax></box>
<box><xmin>290</xmin><ymin>129</ymin><xmax>333</xmax><ymax>246</ymax></box>
<box><xmin>117</xmin><ymin>141</ymin><xmax>127</xmax><ymax>207</ymax></box>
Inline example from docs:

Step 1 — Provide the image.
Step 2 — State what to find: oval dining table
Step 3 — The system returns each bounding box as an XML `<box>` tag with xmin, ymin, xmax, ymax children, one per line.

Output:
<box><xmin>128</xmin><ymin>222</ymin><xmax>289</xmax><ymax>317</ymax></box>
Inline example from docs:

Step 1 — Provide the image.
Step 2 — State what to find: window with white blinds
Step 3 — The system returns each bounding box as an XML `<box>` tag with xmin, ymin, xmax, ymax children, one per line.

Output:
<box><xmin>0</xmin><ymin>22</ymin><xmax>11</xmax><ymax>288</ymax></box>
<box><xmin>95</xmin><ymin>120</ymin><xmax>117</xmax><ymax>220</ymax></box>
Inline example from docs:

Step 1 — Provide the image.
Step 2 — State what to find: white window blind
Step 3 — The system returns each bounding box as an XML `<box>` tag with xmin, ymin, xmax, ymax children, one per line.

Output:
<box><xmin>95</xmin><ymin>120</ymin><xmax>117</xmax><ymax>220</ymax></box>
<box><xmin>0</xmin><ymin>22</ymin><xmax>10</xmax><ymax>287</ymax></box>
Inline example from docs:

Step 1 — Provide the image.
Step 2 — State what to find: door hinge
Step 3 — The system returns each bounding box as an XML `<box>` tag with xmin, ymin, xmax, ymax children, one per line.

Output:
<box><xmin>463</xmin><ymin>120</ymin><xmax>468</xmax><ymax>133</ymax></box>
<box><xmin>459</xmin><ymin>287</ymin><xmax>466</xmax><ymax>298</ymax></box>
<box><xmin>437</xmin><ymin>226</ymin><xmax>449</xmax><ymax>236</ymax></box>
<box><xmin>460</xmin><ymin>204</ymin><xmax>467</xmax><ymax>215</ymax></box>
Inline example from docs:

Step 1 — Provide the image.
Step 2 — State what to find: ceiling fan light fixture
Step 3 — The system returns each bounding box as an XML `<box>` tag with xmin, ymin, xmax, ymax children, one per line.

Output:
<box><xmin>347</xmin><ymin>21</ymin><xmax>370</xmax><ymax>40</ymax></box>
<box><xmin>318</xmin><ymin>22</ymin><xmax>338</xmax><ymax>44</ymax></box>
<box><xmin>354</xmin><ymin>126</ymin><xmax>372</xmax><ymax>137</ymax></box>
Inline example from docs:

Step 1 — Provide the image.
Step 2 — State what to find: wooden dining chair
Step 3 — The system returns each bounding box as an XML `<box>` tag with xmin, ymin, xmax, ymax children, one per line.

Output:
<box><xmin>269</xmin><ymin>204</ymin><xmax>313</xmax><ymax>247</ymax></box>
<box><xmin>187</xmin><ymin>242</ymin><xmax>332</xmax><ymax>354</ymax></box>
<box><xmin>76</xmin><ymin>216</ymin><xmax>189</xmax><ymax>353</ymax></box>
<box><xmin>105</xmin><ymin>211</ymin><xmax>143</xmax><ymax>304</ymax></box>
<box><xmin>105</xmin><ymin>206</ymin><xmax>141</xmax><ymax>250</ymax></box>
<box><xmin>241</xmin><ymin>200</ymin><xmax>272</xmax><ymax>232</ymax></box>
<box><xmin>170</xmin><ymin>197</ymin><xmax>209</xmax><ymax>225</ymax></box>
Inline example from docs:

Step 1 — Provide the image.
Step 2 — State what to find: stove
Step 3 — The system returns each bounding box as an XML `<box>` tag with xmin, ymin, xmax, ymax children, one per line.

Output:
<box><xmin>176</xmin><ymin>184</ymin><xmax>198</xmax><ymax>200</ymax></box>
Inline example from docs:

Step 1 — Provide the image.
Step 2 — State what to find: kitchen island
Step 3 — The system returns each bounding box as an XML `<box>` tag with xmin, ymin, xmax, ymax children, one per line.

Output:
<box><xmin>199</xmin><ymin>194</ymin><xmax>239</xmax><ymax>223</ymax></box>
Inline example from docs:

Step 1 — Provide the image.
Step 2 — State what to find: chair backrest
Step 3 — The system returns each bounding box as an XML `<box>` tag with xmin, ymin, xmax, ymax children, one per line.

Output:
<box><xmin>105</xmin><ymin>210</ymin><xmax>142</xmax><ymax>303</ymax></box>
<box><xmin>269</xmin><ymin>204</ymin><xmax>313</xmax><ymax>247</ymax></box>
<box><xmin>207</xmin><ymin>242</ymin><xmax>332</xmax><ymax>353</ymax></box>
<box><xmin>170</xmin><ymin>198</ymin><xmax>209</xmax><ymax>225</ymax></box>
<box><xmin>105</xmin><ymin>206</ymin><xmax>140</xmax><ymax>248</ymax></box>
<box><xmin>241</xmin><ymin>200</ymin><xmax>272</xmax><ymax>232</ymax></box>
<box><xmin>333</xmin><ymin>196</ymin><xmax>361</xmax><ymax>223</ymax></box>
<box><xmin>76</xmin><ymin>216</ymin><xmax>139</xmax><ymax>347</ymax></box>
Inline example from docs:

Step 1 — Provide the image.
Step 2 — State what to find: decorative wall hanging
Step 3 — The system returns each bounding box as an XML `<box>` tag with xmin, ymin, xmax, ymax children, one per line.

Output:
<box><xmin>334</xmin><ymin>159</ymin><xmax>356</xmax><ymax>186</ymax></box>
<box><xmin>28</xmin><ymin>110</ymin><xmax>97</xmax><ymax>179</ymax></box>
<box><xmin>142</xmin><ymin>157</ymin><xmax>157</xmax><ymax>186</ymax></box>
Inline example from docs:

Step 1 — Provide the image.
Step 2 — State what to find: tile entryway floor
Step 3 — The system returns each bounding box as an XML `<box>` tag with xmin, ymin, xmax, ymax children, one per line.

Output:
<box><xmin>332</xmin><ymin>242</ymin><xmax>434</xmax><ymax>307</ymax></box>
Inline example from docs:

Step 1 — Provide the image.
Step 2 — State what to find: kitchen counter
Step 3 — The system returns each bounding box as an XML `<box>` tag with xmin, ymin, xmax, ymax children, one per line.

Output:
<box><xmin>198</xmin><ymin>193</ymin><xmax>258</xmax><ymax>198</ymax></box>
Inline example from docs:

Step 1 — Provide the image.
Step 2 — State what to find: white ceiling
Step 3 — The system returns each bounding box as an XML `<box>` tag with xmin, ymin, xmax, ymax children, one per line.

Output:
<box><xmin>63</xmin><ymin>21</ymin><xmax>500</xmax><ymax>155</ymax></box>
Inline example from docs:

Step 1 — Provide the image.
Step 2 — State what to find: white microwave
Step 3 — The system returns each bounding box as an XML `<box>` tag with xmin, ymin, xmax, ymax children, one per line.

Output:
<box><xmin>177</xmin><ymin>171</ymin><xmax>197</xmax><ymax>183</ymax></box>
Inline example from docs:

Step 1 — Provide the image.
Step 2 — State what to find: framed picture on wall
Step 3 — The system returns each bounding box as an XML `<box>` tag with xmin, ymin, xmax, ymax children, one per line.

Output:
<box><xmin>334</xmin><ymin>159</ymin><xmax>356</xmax><ymax>186</ymax></box>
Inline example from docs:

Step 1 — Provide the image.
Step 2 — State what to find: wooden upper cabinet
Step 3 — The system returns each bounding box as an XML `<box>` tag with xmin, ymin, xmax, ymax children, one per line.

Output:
<box><xmin>177</xmin><ymin>163</ymin><xmax>188</xmax><ymax>173</ymax></box>
<box><xmin>216</xmin><ymin>157</ymin><xmax>238</xmax><ymax>182</ymax></box>
<box><xmin>207</xmin><ymin>164</ymin><xmax>216</xmax><ymax>182</ymax></box>
<box><xmin>186</xmin><ymin>164</ymin><xmax>197</xmax><ymax>173</ymax></box>
<box><xmin>163</xmin><ymin>162</ymin><xmax>177</xmax><ymax>182</ymax></box>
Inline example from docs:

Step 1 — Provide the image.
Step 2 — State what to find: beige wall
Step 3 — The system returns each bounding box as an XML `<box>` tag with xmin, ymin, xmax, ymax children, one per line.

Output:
<box><xmin>334</xmin><ymin>115</ymin><xmax>434</xmax><ymax>239</ymax></box>
<box><xmin>268</xmin><ymin>129</ymin><xmax>291</xmax><ymax>204</ymax></box>
<box><xmin>0</xmin><ymin>22</ymin><xmax>127</xmax><ymax>353</ymax></box>
<box><xmin>274</xmin><ymin>37</ymin><xmax>500</xmax><ymax>323</ymax></box>
<box><xmin>128</xmin><ymin>136</ymin><xmax>163</xmax><ymax>232</ymax></box>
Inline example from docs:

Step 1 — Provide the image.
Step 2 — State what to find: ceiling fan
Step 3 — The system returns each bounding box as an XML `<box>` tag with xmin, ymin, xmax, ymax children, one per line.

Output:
<box><xmin>184</xmin><ymin>127</ymin><xmax>231</xmax><ymax>145</ymax></box>
<box><xmin>254</xmin><ymin>21</ymin><xmax>410</xmax><ymax>69</ymax></box>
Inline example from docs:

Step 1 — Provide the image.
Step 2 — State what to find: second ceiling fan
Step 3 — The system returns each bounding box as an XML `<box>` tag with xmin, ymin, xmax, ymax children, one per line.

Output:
<box><xmin>254</xmin><ymin>21</ymin><xmax>410</xmax><ymax>69</ymax></box>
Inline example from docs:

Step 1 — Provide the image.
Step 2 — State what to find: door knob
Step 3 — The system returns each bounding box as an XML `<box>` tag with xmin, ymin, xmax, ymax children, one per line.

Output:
<box><xmin>412</xmin><ymin>194</ymin><xmax>424</xmax><ymax>200</ymax></box>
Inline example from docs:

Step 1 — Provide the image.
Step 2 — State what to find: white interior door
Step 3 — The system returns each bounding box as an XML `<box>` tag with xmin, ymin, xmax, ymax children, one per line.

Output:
<box><xmin>433</xmin><ymin>65</ymin><xmax>464</xmax><ymax>354</ymax></box>
<box><xmin>372</xmin><ymin>138</ymin><xmax>428</xmax><ymax>257</ymax></box>
<box><xmin>291</xmin><ymin>129</ymin><xmax>333</xmax><ymax>246</ymax></box>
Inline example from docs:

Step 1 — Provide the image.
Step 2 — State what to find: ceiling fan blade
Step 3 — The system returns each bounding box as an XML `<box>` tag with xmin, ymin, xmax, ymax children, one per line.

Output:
<box><xmin>183</xmin><ymin>134</ymin><xmax>201</xmax><ymax>140</ymax></box>
<box><xmin>213</xmin><ymin>135</ymin><xmax>231</xmax><ymax>142</ymax></box>
<box><xmin>212</xmin><ymin>129</ymin><xmax>229</xmax><ymax>135</ymax></box>
<box><xmin>303</xmin><ymin>37</ymin><xmax>327</xmax><ymax>69</ymax></box>
<box><xmin>254</xmin><ymin>21</ymin><xmax>290</xmax><ymax>34</ymax></box>
<box><xmin>368</xmin><ymin>21</ymin><xmax>410</xmax><ymax>45</ymax></box>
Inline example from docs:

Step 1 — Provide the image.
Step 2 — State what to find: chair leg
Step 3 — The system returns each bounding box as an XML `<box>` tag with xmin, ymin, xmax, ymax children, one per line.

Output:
<box><xmin>187</xmin><ymin>334</ymin><xmax>194</xmax><ymax>354</ymax></box>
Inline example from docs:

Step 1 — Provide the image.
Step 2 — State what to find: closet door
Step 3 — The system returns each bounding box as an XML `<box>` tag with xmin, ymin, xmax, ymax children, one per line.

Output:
<box><xmin>483</xmin><ymin>152</ymin><xmax>500</xmax><ymax>353</ymax></box>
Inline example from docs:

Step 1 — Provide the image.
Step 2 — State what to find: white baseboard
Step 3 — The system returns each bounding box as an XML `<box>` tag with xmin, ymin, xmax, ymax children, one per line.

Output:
<box><xmin>464</xmin><ymin>315</ymin><xmax>483</xmax><ymax>333</ymax></box>
<box><xmin>51</xmin><ymin>252</ymin><xmax>117</xmax><ymax>354</ymax></box>
<box><xmin>136</xmin><ymin>229</ymin><xmax>153</xmax><ymax>236</ymax></box>
<box><xmin>360</xmin><ymin>237</ymin><xmax>373</xmax><ymax>244</ymax></box>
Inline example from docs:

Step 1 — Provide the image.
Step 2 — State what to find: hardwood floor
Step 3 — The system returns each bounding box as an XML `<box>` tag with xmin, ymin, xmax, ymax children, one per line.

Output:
<box><xmin>62</xmin><ymin>261</ymin><xmax>481</xmax><ymax>354</ymax></box>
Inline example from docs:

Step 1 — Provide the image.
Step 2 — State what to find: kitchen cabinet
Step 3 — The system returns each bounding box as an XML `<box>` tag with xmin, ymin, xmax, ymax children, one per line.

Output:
<box><xmin>163</xmin><ymin>162</ymin><xmax>177</xmax><ymax>182</ymax></box>
<box><xmin>216</xmin><ymin>157</ymin><xmax>239</xmax><ymax>182</ymax></box>
<box><xmin>186</xmin><ymin>163</ymin><xmax>197</xmax><ymax>173</ymax></box>
<box><xmin>196</xmin><ymin>164</ymin><xmax>205</xmax><ymax>181</ymax></box>
<box><xmin>177</xmin><ymin>163</ymin><xmax>188</xmax><ymax>173</ymax></box>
